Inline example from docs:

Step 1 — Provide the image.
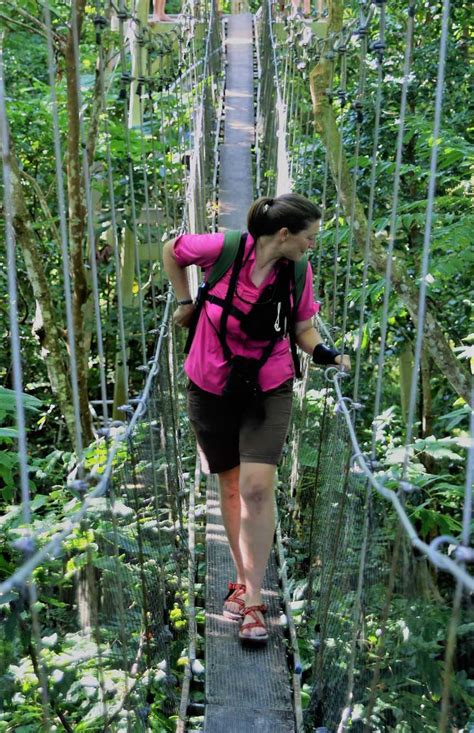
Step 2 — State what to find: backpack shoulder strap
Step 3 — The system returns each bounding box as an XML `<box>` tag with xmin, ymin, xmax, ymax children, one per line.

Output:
<box><xmin>184</xmin><ymin>230</ymin><xmax>244</xmax><ymax>355</ymax></box>
<box><xmin>288</xmin><ymin>255</ymin><xmax>309</xmax><ymax>379</ymax></box>
<box><xmin>206</xmin><ymin>230</ymin><xmax>243</xmax><ymax>289</ymax></box>
<box><xmin>294</xmin><ymin>255</ymin><xmax>308</xmax><ymax>307</ymax></box>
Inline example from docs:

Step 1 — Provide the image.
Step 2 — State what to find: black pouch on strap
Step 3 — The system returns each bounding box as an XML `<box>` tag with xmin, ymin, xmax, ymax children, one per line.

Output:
<box><xmin>223</xmin><ymin>356</ymin><xmax>262</xmax><ymax>402</ymax></box>
<box><xmin>240</xmin><ymin>263</ymin><xmax>293</xmax><ymax>342</ymax></box>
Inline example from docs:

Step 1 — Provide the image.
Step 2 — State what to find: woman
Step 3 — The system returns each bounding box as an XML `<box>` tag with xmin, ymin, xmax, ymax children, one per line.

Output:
<box><xmin>163</xmin><ymin>193</ymin><xmax>350</xmax><ymax>644</ymax></box>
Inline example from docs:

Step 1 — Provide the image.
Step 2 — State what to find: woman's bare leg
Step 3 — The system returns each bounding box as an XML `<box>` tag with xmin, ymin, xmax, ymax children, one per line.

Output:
<box><xmin>217</xmin><ymin>466</ymin><xmax>245</xmax><ymax>584</ymax></box>
<box><xmin>238</xmin><ymin>462</ymin><xmax>276</xmax><ymax>636</ymax></box>
<box><xmin>151</xmin><ymin>0</ymin><xmax>172</xmax><ymax>22</ymax></box>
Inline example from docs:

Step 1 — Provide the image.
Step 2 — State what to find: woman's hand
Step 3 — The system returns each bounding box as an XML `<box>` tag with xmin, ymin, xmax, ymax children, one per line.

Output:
<box><xmin>173</xmin><ymin>303</ymin><xmax>196</xmax><ymax>328</ymax></box>
<box><xmin>335</xmin><ymin>353</ymin><xmax>351</xmax><ymax>371</ymax></box>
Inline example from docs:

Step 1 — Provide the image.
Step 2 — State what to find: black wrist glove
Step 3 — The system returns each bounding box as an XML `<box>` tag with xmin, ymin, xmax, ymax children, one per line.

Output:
<box><xmin>312</xmin><ymin>343</ymin><xmax>341</xmax><ymax>366</ymax></box>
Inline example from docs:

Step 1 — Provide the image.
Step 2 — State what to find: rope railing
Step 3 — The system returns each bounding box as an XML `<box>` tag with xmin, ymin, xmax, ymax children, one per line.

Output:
<box><xmin>0</xmin><ymin>1</ymin><xmax>222</xmax><ymax>728</ymax></box>
<box><xmin>258</xmin><ymin>0</ymin><xmax>473</xmax><ymax>730</ymax></box>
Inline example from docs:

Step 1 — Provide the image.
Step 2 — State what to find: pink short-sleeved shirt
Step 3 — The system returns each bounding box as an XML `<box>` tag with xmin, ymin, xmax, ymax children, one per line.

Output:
<box><xmin>173</xmin><ymin>232</ymin><xmax>320</xmax><ymax>395</ymax></box>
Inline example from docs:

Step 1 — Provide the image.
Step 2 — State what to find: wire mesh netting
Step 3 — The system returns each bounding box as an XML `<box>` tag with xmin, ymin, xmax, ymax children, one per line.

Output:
<box><xmin>263</xmin><ymin>0</ymin><xmax>474</xmax><ymax>729</ymax></box>
<box><xmin>0</xmin><ymin>0</ymin><xmax>222</xmax><ymax>729</ymax></box>
<box><xmin>279</xmin><ymin>369</ymin><xmax>473</xmax><ymax>732</ymax></box>
<box><xmin>0</xmin><ymin>325</ymin><xmax>191</xmax><ymax>729</ymax></box>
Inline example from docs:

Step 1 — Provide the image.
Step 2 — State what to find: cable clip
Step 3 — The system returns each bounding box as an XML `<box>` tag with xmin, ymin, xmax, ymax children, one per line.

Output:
<box><xmin>350</xmin><ymin>451</ymin><xmax>364</xmax><ymax>470</ymax></box>
<box><xmin>93</xmin><ymin>15</ymin><xmax>108</xmax><ymax>30</ymax></box>
<box><xmin>454</xmin><ymin>546</ymin><xmax>474</xmax><ymax>564</ymax></box>
<box><xmin>69</xmin><ymin>478</ymin><xmax>89</xmax><ymax>495</ymax></box>
<box><xmin>370</xmin><ymin>39</ymin><xmax>386</xmax><ymax>60</ymax></box>
<box><xmin>335</xmin><ymin>396</ymin><xmax>362</xmax><ymax>415</ymax></box>
<box><xmin>13</xmin><ymin>536</ymin><xmax>36</xmax><ymax>556</ymax></box>
<box><xmin>337</xmin><ymin>89</ymin><xmax>348</xmax><ymax>107</ymax></box>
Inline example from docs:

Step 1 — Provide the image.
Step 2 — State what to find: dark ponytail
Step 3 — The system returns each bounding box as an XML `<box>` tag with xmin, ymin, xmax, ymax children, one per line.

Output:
<box><xmin>247</xmin><ymin>193</ymin><xmax>321</xmax><ymax>240</ymax></box>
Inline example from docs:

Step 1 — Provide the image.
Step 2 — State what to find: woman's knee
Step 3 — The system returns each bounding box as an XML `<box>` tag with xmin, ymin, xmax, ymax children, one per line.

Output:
<box><xmin>239</xmin><ymin>470</ymin><xmax>274</xmax><ymax>505</ymax></box>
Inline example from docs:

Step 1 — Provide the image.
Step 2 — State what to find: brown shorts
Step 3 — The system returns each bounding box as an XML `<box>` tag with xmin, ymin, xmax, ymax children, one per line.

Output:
<box><xmin>186</xmin><ymin>379</ymin><xmax>293</xmax><ymax>474</ymax></box>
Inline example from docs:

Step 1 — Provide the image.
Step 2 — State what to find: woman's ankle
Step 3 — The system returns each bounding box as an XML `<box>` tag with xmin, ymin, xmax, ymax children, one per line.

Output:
<box><xmin>244</xmin><ymin>590</ymin><xmax>263</xmax><ymax>607</ymax></box>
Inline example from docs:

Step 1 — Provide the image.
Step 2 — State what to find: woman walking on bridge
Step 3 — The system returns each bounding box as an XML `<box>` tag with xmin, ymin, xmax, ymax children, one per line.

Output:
<box><xmin>163</xmin><ymin>193</ymin><xmax>350</xmax><ymax>644</ymax></box>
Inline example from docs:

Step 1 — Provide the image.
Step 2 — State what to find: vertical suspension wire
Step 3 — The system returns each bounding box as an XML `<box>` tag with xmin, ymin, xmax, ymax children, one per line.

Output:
<box><xmin>103</xmin><ymin>3</ymin><xmax>130</xmax><ymax>406</ymax></box>
<box><xmin>0</xmin><ymin>50</ymin><xmax>31</xmax><ymax>529</ymax></box>
<box><xmin>70</xmin><ymin>0</ymin><xmax>113</xmax><ymax>430</ymax></box>
<box><xmin>402</xmin><ymin>0</ymin><xmax>452</xmax><ymax>467</ymax></box>
<box><xmin>286</xmin><ymin>47</ymin><xmax>296</xmax><ymax>181</ymax></box>
<box><xmin>336</xmin><ymin>15</ymin><xmax>373</xmax><ymax>730</ymax></box>
<box><xmin>136</xmin><ymin>26</ymin><xmax>158</xmax><ymax>319</ymax></box>
<box><xmin>175</xmin><ymin>34</ymin><xmax>189</xmax><ymax>231</ymax></box>
<box><xmin>402</xmin><ymin>6</ymin><xmax>460</xmax><ymax>724</ymax></box>
<box><xmin>289</xmin><ymin>70</ymin><xmax>304</xmax><ymax>185</ymax></box>
<box><xmin>339</xmin><ymin>11</ymin><xmax>369</xmax><ymax>351</ymax></box>
<box><xmin>43</xmin><ymin>1</ymin><xmax>84</xmax><ymax>460</ymax></box>
<box><xmin>0</xmin><ymin>31</ymin><xmax>52</xmax><ymax>730</ymax></box>
<box><xmin>254</xmin><ymin>13</ymin><xmax>263</xmax><ymax>197</ymax></box>
<box><xmin>118</xmin><ymin>1</ymin><xmax>147</xmax><ymax>364</ymax></box>
<box><xmin>438</xmin><ymin>398</ymin><xmax>473</xmax><ymax>732</ymax></box>
<box><xmin>157</xmin><ymin>51</ymin><xmax>172</xmax><ymax>229</ymax></box>
<box><xmin>314</xmin><ymin>45</ymin><xmax>334</xmax><ymax>301</ymax></box>
<box><xmin>330</xmin><ymin>41</ymin><xmax>348</xmax><ymax>328</ymax></box>
<box><xmin>70</xmin><ymin>5</ymin><xmax>134</xmax><ymax>725</ymax></box>
<box><xmin>351</xmin><ymin>5</ymin><xmax>385</xmax><ymax>404</ymax></box>
<box><xmin>304</xmin><ymin>388</ymin><xmax>330</xmax><ymax>620</ymax></box>
<box><xmin>306</xmin><ymin>46</ymin><xmax>320</xmax><ymax>198</ymax></box>
<box><xmin>298</xmin><ymin>90</ymin><xmax>311</xmax><ymax>192</ymax></box>
<box><xmin>370</xmin><ymin>0</ymin><xmax>411</xmax><ymax>458</ymax></box>
<box><xmin>146</xmin><ymin>52</ymin><xmax>165</xmax><ymax>294</ymax></box>
<box><xmin>362</xmin><ymin>8</ymin><xmax>416</xmax><ymax>724</ymax></box>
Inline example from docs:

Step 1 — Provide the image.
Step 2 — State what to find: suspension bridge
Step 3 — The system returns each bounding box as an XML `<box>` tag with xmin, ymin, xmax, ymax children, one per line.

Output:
<box><xmin>0</xmin><ymin>1</ymin><xmax>472</xmax><ymax>732</ymax></box>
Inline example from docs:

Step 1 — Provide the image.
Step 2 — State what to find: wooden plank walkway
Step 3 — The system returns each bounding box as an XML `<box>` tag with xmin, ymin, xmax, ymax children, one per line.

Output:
<box><xmin>217</xmin><ymin>13</ymin><xmax>255</xmax><ymax>231</ymax></box>
<box><xmin>203</xmin><ymin>14</ymin><xmax>295</xmax><ymax>732</ymax></box>
<box><xmin>205</xmin><ymin>478</ymin><xmax>294</xmax><ymax>732</ymax></box>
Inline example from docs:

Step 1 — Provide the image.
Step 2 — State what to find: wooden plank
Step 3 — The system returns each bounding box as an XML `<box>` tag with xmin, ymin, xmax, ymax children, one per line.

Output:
<box><xmin>204</xmin><ymin>476</ymin><xmax>295</xmax><ymax>732</ymax></box>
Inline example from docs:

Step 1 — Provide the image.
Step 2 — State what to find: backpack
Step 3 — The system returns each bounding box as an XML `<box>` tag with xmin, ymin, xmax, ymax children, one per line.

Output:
<box><xmin>184</xmin><ymin>230</ymin><xmax>309</xmax><ymax>378</ymax></box>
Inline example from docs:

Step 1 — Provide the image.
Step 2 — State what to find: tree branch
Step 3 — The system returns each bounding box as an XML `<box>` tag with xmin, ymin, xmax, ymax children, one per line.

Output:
<box><xmin>20</xmin><ymin>168</ymin><xmax>61</xmax><ymax>247</ymax></box>
<box><xmin>0</xmin><ymin>12</ymin><xmax>40</xmax><ymax>36</ymax></box>
<box><xmin>12</xmin><ymin>6</ymin><xmax>64</xmax><ymax>47</ymax></box>
<box><xmin>8</xmin><ymin>145</ymin><xmax>83</xmax><ymax>446</ymax></box>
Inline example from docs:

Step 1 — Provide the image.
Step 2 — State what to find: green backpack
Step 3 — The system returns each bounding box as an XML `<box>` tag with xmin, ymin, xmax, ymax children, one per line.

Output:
<box><xmin>184</xmin><ymin>230</ymin><xmax>309</xmax><ymax>377</ymax></box>
<box><xmin>205</xmin><ymin>229</ymin><xmax>308</xmax><ymax>302</ymax></box>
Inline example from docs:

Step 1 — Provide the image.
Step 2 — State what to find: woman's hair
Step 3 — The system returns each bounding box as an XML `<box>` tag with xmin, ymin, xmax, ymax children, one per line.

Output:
<box><xmin>247</xmin><ymin>193</ymin><xmax>321</xmax><ymax>240</ymax></box>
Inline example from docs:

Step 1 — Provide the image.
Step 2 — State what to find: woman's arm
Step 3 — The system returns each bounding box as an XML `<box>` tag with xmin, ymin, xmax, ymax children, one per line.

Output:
<box><xmin>162</xmin><ymin>239</ymin><xmax>196</xmax><ymax>327</ymax></box>
<box><xmin>295</xmin><ymin>319</ymin><xmax>351</xmax><ymax>370</ymax></box>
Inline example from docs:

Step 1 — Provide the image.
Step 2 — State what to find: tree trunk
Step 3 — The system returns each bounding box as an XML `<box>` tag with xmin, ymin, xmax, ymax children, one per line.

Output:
<box><xmin>421</xmin><ymin>347</ymin><xmax>433</xmax><ymax>437</ymax></box>
<box><xmin>399</xmin><ymin>342</ymin><xmax>413</xmax><ymax>425</ymax></box>
<box><xmin>9</xmin><ymin>154</ymin><xmax>78</xmax><ymax>445</ymax></box>
<box><xmin>308</xmin><ymin>0</ymin><xmax>471</xmax><ymax>404</ymax></box>
<box><xmin>64</xmin><ymin>0</ymin><xmax>93</xmax><ymax>444</ymax></box>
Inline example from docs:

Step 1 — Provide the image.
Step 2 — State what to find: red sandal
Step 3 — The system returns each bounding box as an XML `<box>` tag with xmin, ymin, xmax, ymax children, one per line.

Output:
<box><xmin>238</xmin><ymin>604</ymin><xmax>269</xmax><ymax>643</ymax></box>
<box><xmin>223</xmin><ymin>582</ymin><xmax>246</xmax><ymax>620</ymax></box>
